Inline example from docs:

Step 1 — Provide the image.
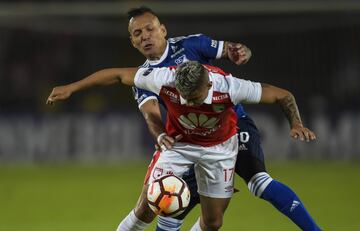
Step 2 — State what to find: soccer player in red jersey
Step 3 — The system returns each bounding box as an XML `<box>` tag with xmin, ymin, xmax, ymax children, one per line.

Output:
<box><xmin>47</xmin><ymin>61</ymin><xmax>317</xmax><ymax>231</ymax></box>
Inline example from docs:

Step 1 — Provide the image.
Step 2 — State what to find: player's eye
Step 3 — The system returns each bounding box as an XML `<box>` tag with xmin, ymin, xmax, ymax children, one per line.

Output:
<box><xmin>133</xmin><ymin>30</ymin><xmax>141</xmax><ymax>37</ymax></box>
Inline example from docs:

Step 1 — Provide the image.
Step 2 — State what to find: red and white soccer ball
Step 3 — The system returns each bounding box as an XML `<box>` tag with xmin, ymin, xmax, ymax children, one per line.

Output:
<box><xmin>147</xmin><ymin>174</ymin><xmax>191</xmax><ymax>217</ymax></box>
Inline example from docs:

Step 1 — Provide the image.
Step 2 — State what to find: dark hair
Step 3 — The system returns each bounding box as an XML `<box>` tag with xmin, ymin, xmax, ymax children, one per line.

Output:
<box><xmin>127</xmin><ymin>6</ymin><xmax>158</xmax><ymax>21</ymax></box>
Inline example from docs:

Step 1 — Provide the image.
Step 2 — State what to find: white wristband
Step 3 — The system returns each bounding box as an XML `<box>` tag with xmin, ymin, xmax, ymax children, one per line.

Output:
<box><xmin>157</xmin><ymin>132</ymin><xmax>167</xmax><ymax>144</ymax></box>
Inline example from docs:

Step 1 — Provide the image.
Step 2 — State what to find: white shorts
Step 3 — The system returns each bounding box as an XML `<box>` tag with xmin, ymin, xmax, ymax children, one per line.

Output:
<box><xmin>149</xmin><ymin>134</ymin><xmax>238</xmax><ymax>198</ymax></box>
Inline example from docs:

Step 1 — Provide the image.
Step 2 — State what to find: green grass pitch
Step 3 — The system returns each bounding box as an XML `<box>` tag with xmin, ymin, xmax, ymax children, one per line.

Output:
<box><xmin>1</xmin><ymin>161</ymin><xmax>359</xmax><ymax>230</ymax></box>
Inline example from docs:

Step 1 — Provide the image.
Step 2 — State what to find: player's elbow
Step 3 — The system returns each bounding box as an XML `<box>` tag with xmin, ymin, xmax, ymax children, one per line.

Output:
<box><xmin>260</xmin><ymin>84</ymin><xmax>293</xmax><ymax>104</ymax></box>
<box><xmin>278</xmin><ymin>88</ymin><xmax>293</xmax><ymax>101</ymax></box>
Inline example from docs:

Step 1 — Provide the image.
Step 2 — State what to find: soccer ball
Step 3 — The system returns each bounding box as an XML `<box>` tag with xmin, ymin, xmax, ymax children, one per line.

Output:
<box><xmin>147</xmin><ymin>174</ymin><xmax>191</xmax><ymax>217</ymax></box>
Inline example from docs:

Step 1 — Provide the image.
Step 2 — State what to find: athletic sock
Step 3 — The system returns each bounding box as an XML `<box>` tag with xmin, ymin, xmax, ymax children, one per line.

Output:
<box><xmin>116</xmin><ymin>210</ymin><xmax>149</xmax><ymax>231</ymax></box>
<box><xmin>190</xmin><ymin>218</ymin><xmax>202</xmax><ymax>231</ymax></box>
<box><xmin>156</xmin><ymin>216</ymin><xmax>183</xmax><ymax>231</ymax></box>
<box><xmin>248</xmin><ymin>172</ymin><xmax>322</xmax><ymax>231</ymax></box>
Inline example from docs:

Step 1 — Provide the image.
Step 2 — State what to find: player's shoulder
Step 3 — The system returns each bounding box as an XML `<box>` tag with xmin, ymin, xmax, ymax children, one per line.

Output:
<box><xmin>206</xmin><ymin>66</ymin><xmax>235</xmax><ymax>93</ymax></box>
<box><xmin>204</xmin><ymin>65</ymin><xmax>230</xmax><ymax>76</ymax></box>
<box><xmin>168</xmin><ymin>34</ymin><xmax>206</xmax><ymax>45</ymax></box>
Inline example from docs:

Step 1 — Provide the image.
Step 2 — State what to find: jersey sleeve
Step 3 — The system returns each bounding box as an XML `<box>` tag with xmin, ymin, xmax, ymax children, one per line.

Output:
<box><xmin>190</xmin><ymin>34</ymin><xmax>224</xmax><ymax>60</ymax></box>
<box><xmin>227</xmin><ymin>77</ymin><xmax>262</xmax><ymax>104</ymax></box>
<box><xmin>132</xmin><ymin>86</ymin><xmax>159</xmax><ymax>109</ymax></box>
<box><xmin>134</xmin><ymin>67</ymin><xmax>174</xmax><ymax>95</ymax></box>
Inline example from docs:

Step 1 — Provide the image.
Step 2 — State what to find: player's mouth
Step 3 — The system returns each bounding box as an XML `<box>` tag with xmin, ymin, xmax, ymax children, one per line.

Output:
<box><xmin>143</xmin><ymin>43</ymin><xmax>154</xmax><ymax>50</ymax></box>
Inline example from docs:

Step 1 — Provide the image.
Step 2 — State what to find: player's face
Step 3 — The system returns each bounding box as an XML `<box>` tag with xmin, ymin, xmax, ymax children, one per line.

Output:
<box><xmin>128</xmin><ymin>13</ymin><xmax>167</xmax><ymax>60</ymax></box>
<box><xmin>182</xmin><ymin>76</ymin><xmax>212</xmax><ymax>107</ymax></box>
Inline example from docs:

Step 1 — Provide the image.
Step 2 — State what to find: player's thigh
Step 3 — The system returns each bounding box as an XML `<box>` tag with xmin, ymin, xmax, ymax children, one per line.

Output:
<box><xmin>195</xmin><ymin>135</ymin><xmax>238</xmax><ymax>198</ymax></box>
<box><xmin>148</xmin><ymin>148</ymin><xmax>193</xmax><ymax>183</ymax></box>
<box><xmin>236</xmin><ymin>116</ymin><xmax>266</xmax><ymax>183</ymax></box>
<box><xmin>144</xmin><ymin>150</ymin><xmax>162</xmax><ymax>185</ymax></box>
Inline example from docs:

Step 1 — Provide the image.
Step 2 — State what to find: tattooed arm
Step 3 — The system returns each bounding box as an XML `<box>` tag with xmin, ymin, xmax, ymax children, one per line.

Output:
<box><xmin>260</xmin><ymin>83</ymin><xmax>316</xmax><ymax>142</ymax></box>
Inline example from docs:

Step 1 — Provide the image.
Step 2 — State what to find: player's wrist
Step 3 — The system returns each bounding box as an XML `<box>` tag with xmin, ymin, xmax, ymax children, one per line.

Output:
<box><xmin>157</xmin><ymin>132</ymin><xmax>167</xmax><ymax>144</ymax></box>
<box><xmin>68</xmin><ymin>82</ymin><xmax>80</xmax><ymax>93</ymax></box>
<box><xmin>291</xmin><ymin>122</ymin><xmax>303</xmax><ymax>129</ymax></box>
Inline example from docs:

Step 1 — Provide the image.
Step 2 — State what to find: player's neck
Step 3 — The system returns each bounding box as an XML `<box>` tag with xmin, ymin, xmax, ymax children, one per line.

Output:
<box><xmin>147</xmin><ymin>42</ymin><xmax>167</xmax><ymax>61</ymax></box>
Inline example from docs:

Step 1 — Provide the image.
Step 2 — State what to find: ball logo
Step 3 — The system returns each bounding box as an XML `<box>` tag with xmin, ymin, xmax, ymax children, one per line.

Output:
<box><xmin>178</xmin><ymin>113</ymin><xmax>219</xmax><ymax>130</ymax></box>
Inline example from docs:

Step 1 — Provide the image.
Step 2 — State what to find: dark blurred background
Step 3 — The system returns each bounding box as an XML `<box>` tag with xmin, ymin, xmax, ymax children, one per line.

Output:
<box><xmin>1</xmin><ymin>0</ymin><xmax>359</xmax><ymax>162</ymax></box>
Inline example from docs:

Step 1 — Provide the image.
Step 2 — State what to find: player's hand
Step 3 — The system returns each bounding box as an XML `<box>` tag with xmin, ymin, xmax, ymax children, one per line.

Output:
<box><xmin>290</xmin><ymin>124</ymin><xmax>316</xmax><ymax>142</ymax></box>
<box><xmin>228</xmin><ymin>43</ymin><xmax>252</xmax><ymax>65</ymax></box>
<box><xmin>157</xmin><ymin>133</ymin><xmax>183</xmax><ymax>151</ymax></box>
<box><xmin>46</xmin><ymin>85</ymin><xmax>74</xmax><ymax>105</ymax></box>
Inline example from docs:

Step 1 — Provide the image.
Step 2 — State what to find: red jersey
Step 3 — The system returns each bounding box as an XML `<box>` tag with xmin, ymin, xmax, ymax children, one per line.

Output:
<box><xmin>134</xmin><ymin>65</ymin><xmax>262</xmax><ymax>146</ymax></box>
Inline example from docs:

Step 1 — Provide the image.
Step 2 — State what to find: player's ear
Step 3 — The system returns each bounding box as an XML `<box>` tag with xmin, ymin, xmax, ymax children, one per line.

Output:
<box><xmin>160</xmin><ymin>24</ymin><xmax>167</xmax><ymax>37</ymax></box>
<box><xmin>207</xmin><ymin>81</ymin><xmax>212</xmax><ymax>90</ymax></box>
<box><xmin>129</xmin><ymin>36</ymin><xmax>136</xmax><ymax>48</ymax></box>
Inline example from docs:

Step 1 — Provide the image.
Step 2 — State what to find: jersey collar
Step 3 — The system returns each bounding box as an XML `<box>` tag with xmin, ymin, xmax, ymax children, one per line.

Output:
<box><xmin>147</xmin><ymin>42</ymin><xmax>169</xmax><ymax>66</ymax></box>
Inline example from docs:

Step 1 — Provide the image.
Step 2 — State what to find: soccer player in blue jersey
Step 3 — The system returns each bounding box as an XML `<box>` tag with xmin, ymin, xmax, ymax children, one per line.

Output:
<box><xmin>117</xmin><ymin>6</ymin><xmax>321</xmax><ymax>231</ymax></box>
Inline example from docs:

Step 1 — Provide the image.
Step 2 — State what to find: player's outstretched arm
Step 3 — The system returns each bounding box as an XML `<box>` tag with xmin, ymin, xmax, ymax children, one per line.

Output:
<box><xmin>260</xmin><ymin>83</ymin><xmax>316</xmax><ymax>142</ymax></box>
<box><xmin>222</xmin><ymin>41</ymin><xmax>252</xmax><ymax>65</ymax></box>
<box><xmin>46</xmin><ymin>68</ymin><xmax>137</xmax><ymax>105</ymax></box>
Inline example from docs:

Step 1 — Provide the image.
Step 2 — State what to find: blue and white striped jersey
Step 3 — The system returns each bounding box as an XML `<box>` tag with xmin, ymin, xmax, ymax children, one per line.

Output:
<box><xmin>133</xmin><ymin>34</ymin><xmax>246</xmax><ymax>117</ymax></box>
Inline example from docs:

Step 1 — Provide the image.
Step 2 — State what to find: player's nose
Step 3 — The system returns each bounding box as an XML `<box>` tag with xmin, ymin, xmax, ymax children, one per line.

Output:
<box><xmin>141</xmin><ymin>31</ymin><xmax>151</xmax><ymax>40</ymax></box>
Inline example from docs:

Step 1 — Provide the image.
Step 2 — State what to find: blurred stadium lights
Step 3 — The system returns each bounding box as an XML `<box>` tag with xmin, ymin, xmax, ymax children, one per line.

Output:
<box><xmin>0</xmin><ymin>1</ymin><xmax>359</xmax><ymax>36</ymax></box>
<box><xmin>0</xmin><ymin>0</ymin><xmax>360</xmax><ymax>18</ymax></box>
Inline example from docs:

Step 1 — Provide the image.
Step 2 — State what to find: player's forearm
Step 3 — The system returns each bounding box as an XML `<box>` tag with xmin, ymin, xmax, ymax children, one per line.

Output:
<box><xmin>278</xmin><ymin>93</ymin><xmax>303</xmax><ymax>128</ymax></box>
<box><xmin>140</xmin><ymin>100</ymin><xmax>166</xmax><ymax>140</ymax></box>
<box><xmin>144</xmin><ymin>112</ymin><xmax>166</xmax><ymax>140</ymax></box>
<box><xmin>47</xmin><ymin>68</ymin><xmax>137</xmax><ymax>105</ymax></box>
<box><xmin>69</xmin><ymin>68</ymin><xmax>123</xmax><ymax>92</ymax></box>
<box><xmin>260</xmin><ymin>83</ymin><xmax>303</xmax><ymax>128</ymax></box>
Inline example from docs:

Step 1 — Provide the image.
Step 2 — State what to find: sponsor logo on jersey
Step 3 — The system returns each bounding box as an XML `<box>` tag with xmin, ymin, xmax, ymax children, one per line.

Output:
<box><xmin>238</xmin><ymin>143</ymin><xmax>248</xmax><ymax>151</ymax></box>
<box><xmin>211</xmin><ymin>40</ymin><xmax>218</xmax><ymax>48</ymax></box>
<box><xmin>224</xmin><ymin>185</ymin><xmax>233</xmax><ymax>193</ymax></box>
<box><xmin>170</xmin><ymin>48</ymin><xmax>185</xmax><ymax>58</ymax></box>
<box><xmin>212</xmin><ymin>104</ymin><xmax>225</xmax><ymax>113</ymax></box>
<box><xmin>171</xmin><ymin>45</ymin><xmax>178</xmax><ymax>53</ymax></box>
<box><xmin>178</xmin><ymin>113</ymin><xmax>220</xmax><ymax>130</ymax></box>
<box><xmin>213</xmin><ymin>94</ymin><xmax>229</xmax><ymax>101</ymax></box>
<box><xmin>163</xmin><ymin>88</ymin><xmax>179</xmax><ymax>103</ymax></box>
<box><xmin>143</xmin><ymin>68</ymin><xmax>153</xmax><ymax>76</ymax></box>
<box><xmin>132</xmin><ymin>86</ymin><xmax>138</xmax><ymax>99</ymax></box>
<box><xmin>174</xmin><ymin>54</ymin><xmax>189</xmax><ymax>65</ymax></box>
<box><xmin>137</xmin><ymin>94</ymin><xmax>149</xmax><ymax>104</ymax></box>
<box><xmin>290</xmin><ymin>200</ymin><xmax>300</xmax><ymax>212</ymax></box>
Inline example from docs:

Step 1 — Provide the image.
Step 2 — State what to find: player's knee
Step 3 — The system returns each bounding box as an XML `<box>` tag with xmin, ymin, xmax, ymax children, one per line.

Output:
<box><xmin>202</xmin><ymin>216</ymin><xmax>223</xmax><ymax>230</ymax></box>
<box><xmin>247</xmin><ymin>172</ymin><xmax>273</xmax><ymax>197</ymax></box>
<box><xmin>134</xmin><ymin>186</ymin><xmax>156</xmax><ymax>222</ymax></box>
<box><xmin>134</xmin><ymin>203</ymin><xmax>156</xmax><ymax>223</ymax></box>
